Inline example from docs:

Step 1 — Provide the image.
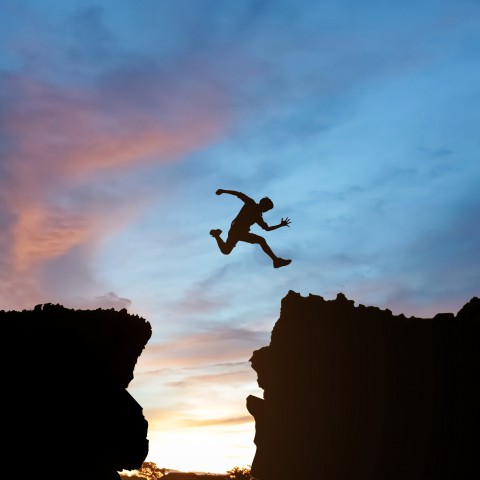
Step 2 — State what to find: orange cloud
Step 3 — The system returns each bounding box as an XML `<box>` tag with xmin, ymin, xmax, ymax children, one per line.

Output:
<box><xmin>133</xmin><ymin>328</ymin><xmax>267</xmax><ymax>371</ymax></box>
<box><xmin>0</xmin><ymin>74</ymin><xmax>227</xmax><ymax>309</ymax></box>
<box><xmin>11</xmin><ymin>205</ymin><xmax>89</xmax><ymax>271</ymax></box>
<box><xmin>5</xmin><ymin>75</ymin><xmax>223</xmax><ymax>181</ymax></box>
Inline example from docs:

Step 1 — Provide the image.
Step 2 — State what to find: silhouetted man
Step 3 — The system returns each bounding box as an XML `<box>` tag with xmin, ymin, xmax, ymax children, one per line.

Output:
<box><xmin>210</xmin><ymin>189</ymin><xmax>292</xmax><ymax>268</ymax></box>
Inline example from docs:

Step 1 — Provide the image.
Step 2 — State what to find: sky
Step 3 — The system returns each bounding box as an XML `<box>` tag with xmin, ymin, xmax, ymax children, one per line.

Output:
<box><xmin>1</xmin><ymin>0</ymin><xmax>479</xmax><ymax>474</ymax></box>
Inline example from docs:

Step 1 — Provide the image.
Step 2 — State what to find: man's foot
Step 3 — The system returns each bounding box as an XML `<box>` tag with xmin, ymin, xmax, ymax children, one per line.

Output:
<box><xmin>273</xmin><ymin>258</ymin><xmax>292</xmax><ymax>268</ymax></box>
<box><xmin>210</xmin><ymin>229</ymin><xmax>222</xmax><ymax>238</ymax></box>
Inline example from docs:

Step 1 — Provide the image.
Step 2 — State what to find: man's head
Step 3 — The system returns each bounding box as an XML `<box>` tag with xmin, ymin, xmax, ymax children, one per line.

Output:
<box><xmin>259</xmin><ymin>197</ymin><xmax>274</xmax><ymax>212</ymax></box>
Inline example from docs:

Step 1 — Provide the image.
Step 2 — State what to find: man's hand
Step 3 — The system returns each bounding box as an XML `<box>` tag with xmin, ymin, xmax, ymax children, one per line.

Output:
<box><xmin>281</xmin><ymin>217</ymin><xmax>291</xmax><ymax>227</ymax></box>
<box><xmin>216</xmin><ymin>189</ymin><xmax>224</xmax><ymax>195</ymax></box>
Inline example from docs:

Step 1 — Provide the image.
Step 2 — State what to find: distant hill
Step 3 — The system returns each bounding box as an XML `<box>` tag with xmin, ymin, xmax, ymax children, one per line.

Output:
<box><xmin>247</xmin><ymin>291</ymin><xmax>480</xmax><ymax>480</ymax></box>
<box><xmin>2</xmin><ymin>303</ymin><xmax>152</xmax><ymax>480</ymax></box>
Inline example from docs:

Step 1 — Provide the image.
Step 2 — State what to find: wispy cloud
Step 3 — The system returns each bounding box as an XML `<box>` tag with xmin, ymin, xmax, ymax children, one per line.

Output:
<box><xmin>166</xmin><ymin>364</ymin><xmax>254</xmax><ymax>389</ymax></box>
<box><xmin>0</xmin><ymin>72</ymin><xmax>226</xmax><ymax>309</ymax></box>
<box><xmin>175</xmin><ymin>415</ymin><xmax>253</xmax><ymax>429</ymax></box>
<box><xmin>64</xmin><ymin>291</ymin><xmax>132</xmax><ymax>310</ymax></box>
<box><xmin>141</xmin><ymin>327</ymin><xmax>268</xmax><ymax>369</ymax></box>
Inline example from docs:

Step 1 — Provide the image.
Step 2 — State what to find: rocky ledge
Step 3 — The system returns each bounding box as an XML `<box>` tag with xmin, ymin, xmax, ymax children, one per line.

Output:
<box><xmin>247</xmin><ymin>291</ymin><xmax>480</xmax><ymax>480</ymax></box>
<box><xmin>1</xmin><ymin>303</ymin><xmax>152</xmax><ymax>480</ymax></box>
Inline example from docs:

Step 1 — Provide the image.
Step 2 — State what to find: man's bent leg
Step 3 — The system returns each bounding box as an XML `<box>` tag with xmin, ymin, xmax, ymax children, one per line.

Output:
<box><xmin>212</xmin><ymin>230</ymin><xmax>237</xmax><ymax>255</ymax></box>
<box><xmin>242</xmin><ymin>233</ymin><xmax>291</xmax><ymax>268</ymax></box>
<box><xmin>242</xmin><ymin>233</ymin><xmax>278</xmax><ymax>262</ymax></box>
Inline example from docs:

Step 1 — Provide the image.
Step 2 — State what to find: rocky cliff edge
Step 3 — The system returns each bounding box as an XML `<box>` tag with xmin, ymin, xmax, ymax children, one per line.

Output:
<box><xmin>248</xmin><ymin>291</ymin><xmax>480</xmax><ymax>480</ymax></box>
<box><xmin>1</xmin><ymin>303</ymin><xmax>152</xmax><ymax>480</ymax></box>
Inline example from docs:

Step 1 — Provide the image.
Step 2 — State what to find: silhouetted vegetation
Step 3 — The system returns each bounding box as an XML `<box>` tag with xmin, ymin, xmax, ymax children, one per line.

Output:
<box><xmin>119</xmin><ymin>462</ymin><xmax>252</xmax><ymax>480</ymax></box>
<box><xmin>226</xmin><ymin>466</ymin><xmax>252</xmax><ymax>479</ymax></box>
<box><xmin>119</xmin><ymin>461</ymin><xmax>167</xmax><ymax>479</ymax></box>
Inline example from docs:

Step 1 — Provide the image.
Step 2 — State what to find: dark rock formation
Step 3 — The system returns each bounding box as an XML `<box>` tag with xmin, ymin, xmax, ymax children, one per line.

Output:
<box><xmin>1</xmin><ymin>303</ymin><xmax>152</xmax><ymax>480</ymax></box>
<box><xmin>247</xmin><ymin>291</ymin><xmax>480</xmax><ymax>480</ymax></box>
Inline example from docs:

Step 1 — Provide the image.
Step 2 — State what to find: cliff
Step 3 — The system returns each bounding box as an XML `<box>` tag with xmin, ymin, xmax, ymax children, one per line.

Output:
<box><xmin>1</xmin><ymin>303</ymin><xmax>152</xmax><ymax>480</ymax></box>
<box><xmin>247</xmin><ymin>291</ymin><xmax>480</xmax><ymax>480</ymax></box>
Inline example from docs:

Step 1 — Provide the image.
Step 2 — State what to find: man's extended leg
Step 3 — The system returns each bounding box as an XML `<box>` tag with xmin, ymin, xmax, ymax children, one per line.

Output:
<box><xmin>242</xmin><ymin>233</ymin><xmax>291</xmax><ymax>268</ymax></box>
<box><xmin>210</xmin><ymin>229</ymin><xmax>237</xmax><ymax>255</ymax></box>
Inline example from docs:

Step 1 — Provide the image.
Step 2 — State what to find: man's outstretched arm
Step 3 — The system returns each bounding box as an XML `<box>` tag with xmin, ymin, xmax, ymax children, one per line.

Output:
<box><xmin>216</xmin><ymin>189</ymin><xmax>251</xmax><ymax>203</ymax></box>
<box><xmin>259</xmin><ymin>217</ymin><xmax>291</xmax><ymax>231</ymax></box>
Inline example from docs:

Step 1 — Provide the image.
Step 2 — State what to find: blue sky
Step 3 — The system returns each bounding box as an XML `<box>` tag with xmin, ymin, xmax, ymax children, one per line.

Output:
<box><xmin>1</xmin><ymin>0</ymin><xmax>479</xmax><ymax>473</ymax></box>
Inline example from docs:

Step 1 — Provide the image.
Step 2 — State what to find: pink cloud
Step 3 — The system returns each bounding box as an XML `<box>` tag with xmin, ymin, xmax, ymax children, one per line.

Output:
<box><xmin>135</xmin><ymin>328</ymin><xmax>268</xmax><ymax>370</ymax></box>
<box><xmin>0</xmin><ymin>73</ymin><xmax>227</xmax><ymax>309</ymax></box>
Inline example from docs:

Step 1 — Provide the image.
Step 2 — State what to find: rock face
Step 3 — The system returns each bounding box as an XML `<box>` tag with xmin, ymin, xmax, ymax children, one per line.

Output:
<box><xmin>2</xmin><ymin>303</ymin><xmax>152</xmax><ymax>480</ymax></box>
<box><xmin>247</xmin><ymin>291</ymin><xmax>480</xmax><ymax>480</ymax></box>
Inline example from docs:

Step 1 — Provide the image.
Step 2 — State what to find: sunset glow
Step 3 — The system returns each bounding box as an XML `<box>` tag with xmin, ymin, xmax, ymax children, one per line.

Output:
<box><xmin>1</xmin><ymin>0</ymin><xmax>479</xmax><ymax>474</ymax></box>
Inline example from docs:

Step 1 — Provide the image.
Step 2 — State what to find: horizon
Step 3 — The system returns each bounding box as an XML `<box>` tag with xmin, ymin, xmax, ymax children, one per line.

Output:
<box><xmin>1</xmin><ymin>0</ymin><xmax>479</xmax><ymax>474</ymax></box>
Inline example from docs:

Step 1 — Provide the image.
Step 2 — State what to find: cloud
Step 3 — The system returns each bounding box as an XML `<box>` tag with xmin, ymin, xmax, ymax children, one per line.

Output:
<box><xmin>0</xmin><ymin>72</ymin><xmax>226</xmax><ymax>309</ymax></box>
<box><xmin>170</xmin><ymin>288</ymin><xmax>231</xmax><ymax>318</ymax></box>
<box><xmin>63</xmin><ymin>291</ymin><xmax>132</xmax><ymax>311</ymax></box>
<box><xmin>166</xmin><ymin>268</ymin><xmax>237</xmax><ymax>322</ymax></box>
<box><xmin>166</xmin><ymin>364</ymin><xmax>254</xmax><ymax>389</ymax></box>
<box><xmin>138</xmin><ymin>327</ymin><xmax>269</xmax><ymax>370</ymax></box>
<box><xmin>175</xmin><ymin>415</ymin><xmax>253</xmax><ymax>429</ymax></box>
<box><xmin>67</xmin><ymin>6</ymin><xmax>113</xmax><ymax>64</ymax></box>
<box><xmin>141</xmin><ymin>407</ymin><xmax>253</xmax><ymax>431</ymax></box>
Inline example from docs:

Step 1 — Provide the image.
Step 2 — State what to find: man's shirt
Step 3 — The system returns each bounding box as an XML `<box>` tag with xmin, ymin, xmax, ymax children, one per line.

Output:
<box><xmin>230</xmin><ymin>198</ymin><xmax>268</xmax><ymax>232</ymax></box>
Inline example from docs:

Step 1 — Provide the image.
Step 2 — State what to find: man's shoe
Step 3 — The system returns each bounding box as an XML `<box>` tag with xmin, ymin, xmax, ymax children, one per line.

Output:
<box><xmin>210</xmin><ymin>229</ymin><xmax>222</xmax><ymax>237</ymax></box>
<box><xmin>274</xmin><ymin>258</ymin><xmax>291</xmax><ymax>268</ymax></box>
